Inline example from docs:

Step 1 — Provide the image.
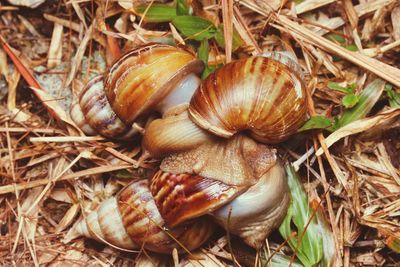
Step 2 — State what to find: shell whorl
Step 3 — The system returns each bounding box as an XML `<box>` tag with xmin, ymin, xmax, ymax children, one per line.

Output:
<box><xmin>189</xmin><ymin>55</ymin><xmax>307</xmax><ymax>144</ymax></box>
<box><xmin>72</xmin><ymin>76</ymin><xmax>140</xmax><ymax>139</ymax></box>
<box><xmin>149</xmin><ymin>151</ymin><xmax>290</xmax><ymax>249</ymax></box>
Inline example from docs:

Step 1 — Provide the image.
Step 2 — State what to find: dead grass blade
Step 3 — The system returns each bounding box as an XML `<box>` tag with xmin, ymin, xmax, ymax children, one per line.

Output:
<box><xmin>316</xmin><ymin>108</ymin><xmax>400</xmax><ymax>156</ymax></box>
<box><xmin>221</xmin><ymin>0</ymin><xmax>233</xmax><ymax>63</ymax></box>
<box><xmin>0</xmin><ymin>164</ymin><xmax>132</xmax><ymax>195</ymax></box>
<box><xmin>274</xmin><ymin>15</ymin><xmax>400</xmax><ymax>87</ymax></box>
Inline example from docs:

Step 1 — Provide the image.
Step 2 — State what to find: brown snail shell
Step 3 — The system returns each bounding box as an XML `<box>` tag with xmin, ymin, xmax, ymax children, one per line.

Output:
<box><xmin>189</xmin><ymin>53</ymin><xmax>307</xmax><ymax>144</ymax></box>
<box><xmin>64</xmin><ymin>179</ymin><xmax>215</xmax><ymax>254</ymax></box>
<box><xmin>148</xmin><ymin>139</ymin><xmax>289</xmax><ymax>249</ymax></box>
<box><xmin>72</xmin><ymin>76</ymin><xmax>142</xmax><ymax>138</ymax></box>
<box><xmin>150</xmin><ymin>171</ymin><xmax>243</xmax><ymax>228</ymax></box>
<box><xmin>70</xmin><ymin>43</ymin><xmax>203</xmax><ymax>139</ymax></box>
<box><xmin>104</xmin><ymin>43</ymin><xmax>203</xmax><ymax>124</ymax></box>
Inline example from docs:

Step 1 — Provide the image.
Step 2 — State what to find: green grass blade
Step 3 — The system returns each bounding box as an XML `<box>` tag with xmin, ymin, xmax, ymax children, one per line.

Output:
<box><xmin>279</xmin><ymin>164</ymin><xmax>336</xmax><ymax>267</ymax></box>
<box><xmin>335</xmin><ymin>79</ymin><xmax>385</xmax><ymax>129</ymax></box>
<box><xmin>172</xmin><ymin>16</ymin><xmax>217</xmax><ymax>40</ymax></box>
<box><xmin>134</xmin><ymin>4</ymin><xmax>177</xmax><ymax>23</ymax></box>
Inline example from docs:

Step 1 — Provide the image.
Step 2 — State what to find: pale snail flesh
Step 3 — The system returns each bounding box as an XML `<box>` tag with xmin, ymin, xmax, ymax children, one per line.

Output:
<box><xmin>70</xmin><ymin>43</ymin><xmax>203</xmax><ymax>139</ymax></box>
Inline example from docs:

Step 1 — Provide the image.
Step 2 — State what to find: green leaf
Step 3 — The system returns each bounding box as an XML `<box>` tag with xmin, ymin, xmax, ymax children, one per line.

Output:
<box><xmin>279</xmin><ymin>165</ymin><xmax>323</xmax><ymax>266</ymax></box>
<box><xmin>298</xmin><ymin>116</ymin><xmax>332</xmax><ymax>132</ymax></box>
<box><xmin>134</xmin><ymin>4</ymin><xmax>177</xmax><ymax>23</ymax></box>
<box><xmin>336</xmin><ymin>79</ymin><xmax>386</xmax><ymax>129</ymax></box>
<box><xmin>176</xmin><ymin>0</ymin><xmax>192</xmax><ymax>15</ymax></box>
<box><xmin>197</xmin><ymin>39</ymin><xmax>217</xmax><ymax>79</ymax></box>
<box><xmin>172</xmin><ymin>16</ymin><xmax>217</xmax><ymax>40</ymax></box>
<box><xmin>198</xmin><ymin>38</ymin><xmax>209</xmax><ymax>64</ymax></box>
<box><xmin>342</xmin><ymin>93</ymin><xmax>359</xmax><ymax>108</ymax></box>
<box><xmin>214</xmin><ymin>26</ymin><xmax>244</xmax><ymax>51</ymax></box>
<box><xmin>279</xmin><ymin>165</ymin><xmax>336</xmax><ymax>267</ymax></box>
<box><xmin>344</xmin><ymin>44</ymin><xmax>358</xmax><ymax>51</ymax></box>
<box><xmin>327</xmin><ymin>82</ymin><xmax>355</xmax><ymax>94</ymax></box>
<box><xmin>385</xmin><ymin>84</ymin><xmax>400</xmax><ymax>108</ymax></box>
<box><xmin>325</xmin><ymin>33</ymin><xmax>346</xmax><ymax>44</ymax></box>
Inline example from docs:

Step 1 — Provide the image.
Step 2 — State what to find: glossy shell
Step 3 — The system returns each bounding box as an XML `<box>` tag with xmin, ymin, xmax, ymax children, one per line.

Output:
<box><xmin>117</xmin><ymin>180</ymin><xmax>215</xmax><ymax>253</ymax></box>
<box><xmin>213</xmin><ymin>160</ymin><xmax>290</xmax><ymax>248</ymax></box>
<box><xmin>75</xmin><ymin>76</ymin><xmax>136</xmax><ymax>138</ymax></box>
<box><xmin>189</xmin><ymin>55</ymin><xmax>307</xmax><ymax>143</ymax></box>
<box><xmin>150</xmin><ymin>171</ymin><xmax>242</xmax><ymax>227</ymax></box>
<box><xmin>104</xmin><ymin>43</ymin><xmax>204</xmax><ymax>124</ymax></box>
<box><xmin>65</xmin><ymin>179</ymin><xmax>215</xmax><ymax>254</ymax></box>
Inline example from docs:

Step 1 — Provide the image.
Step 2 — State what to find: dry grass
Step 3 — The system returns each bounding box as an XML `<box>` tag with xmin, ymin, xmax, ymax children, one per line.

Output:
<box><xmin>1</xmin><ymin>0</ymin><xmax>400</xmax><ymax>266</ymax></box>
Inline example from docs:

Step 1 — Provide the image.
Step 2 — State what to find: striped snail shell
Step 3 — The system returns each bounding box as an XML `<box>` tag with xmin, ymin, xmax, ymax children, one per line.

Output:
<box><xmin>150</xmin><ymin>134</ymin><xmax>289</xmax><ymax>249</ymax></box>
<box><xmin>189</xmin><ymin>52</ymin><xmax>307</xmax><ymax>144</ymax></box>
<box><xmin>70</xmin><ymin>43</ymin><xmax>203</xmax><ymax>139</ymax></box>
<box><xmin>64</xmin><ymin>179</ymin><xmax>215</xmax><ymax>254</ymax></box>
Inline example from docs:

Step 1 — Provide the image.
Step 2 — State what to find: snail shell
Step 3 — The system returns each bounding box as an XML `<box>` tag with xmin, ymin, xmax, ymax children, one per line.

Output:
<box><xmin>213</xmin><ymin>160</ymin><xmax>289</xmax><ymax>248</ymax></box>
<box><xmin>149</xmin><ymin>149</ymin><xmax>289</xmax><ymax>249</ymax></box>
<box><xmin>64</xmin><ymin>180</ymin><xmax>215</xmax><ymax>254</ymax></box>
<box><xmin>71</xmin><ymin>43</ymin><xmax>203</xmax><ymax>139</ymax></box>
<box><xmin>72</xmin><ymin>76</ymin><xmax>143</xmax><ymax>138</ymax></box>
<box><xmin>189</xmin><ymin>53</ymin><xmax>307</xmax><ymax>144</ymax></box>
<box><xmin>104</xmin><ymin>43</ymin><xmax>203</xmax><ymax>124</ymax></box>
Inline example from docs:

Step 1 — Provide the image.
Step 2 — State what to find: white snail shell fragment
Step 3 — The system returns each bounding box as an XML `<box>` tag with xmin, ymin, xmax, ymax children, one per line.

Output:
<box><xmin>189</xmin><ymin>53</ymin><xmax>307</xmax><ymax>144</ymax></box>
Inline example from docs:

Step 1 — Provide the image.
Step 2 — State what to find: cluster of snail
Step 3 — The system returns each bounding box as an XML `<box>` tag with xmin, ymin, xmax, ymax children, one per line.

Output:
<box><xmin>66</xmin><ymin>43</ymin><xmax>307</xmax><ymax>253</ymax></box>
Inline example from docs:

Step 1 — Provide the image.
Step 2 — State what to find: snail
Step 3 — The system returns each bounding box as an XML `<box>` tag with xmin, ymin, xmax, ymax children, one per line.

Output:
<box><xmin>66</xmin><ymin>43</ymin><xmax>307</xmax><ymax>253</ymax></box>
<box><xmin>189</xmin><ymin>52</ymin><xmax>307</xmax><ymax>144</ymax></box>
<box><xmin>65</xmin><ymin>134</ymin><xmax>288</xmax><ymax>252</ymax></box>
<box><xmin>143</xmin><ymin>51</ymin><xmax>307</xmax><ymax>155</ymax></box>
<box><xmin>70</xmin><ymin>43</ymin><xmax>204</xmax><ymax>139</ymax></box>
<box><xmin>64</xmin><ymin>179</ymin><xmax>215</xmax><ymax>253</ymax></box>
